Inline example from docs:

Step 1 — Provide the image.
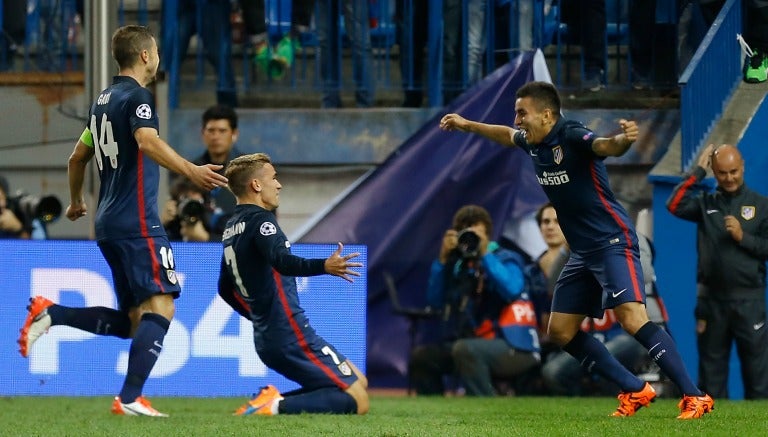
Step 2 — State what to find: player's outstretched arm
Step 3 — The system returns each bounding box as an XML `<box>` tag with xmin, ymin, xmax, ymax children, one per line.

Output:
<box><xmin>134</xmin><ymin>127</ymin><xmax>228</xmax><ymax>191</ymax></box>
<box><xmin>591</xmin><ymin>119</ymin><xmax>638</xmax><ymax>157</ymax></box>
<box><xmin>66</xmin><ymin>140</ymin><xmax>94</xmax><ymax>221</ymax></box>
<box><xmin>439</xmin><ymin>113</ymin><xmax>517</xmax><ymax>147</ymax></box>
<box><xmin>324</xmin><ymin>242</ymin><xmax>363</xmax><ymax>283</ymax></box>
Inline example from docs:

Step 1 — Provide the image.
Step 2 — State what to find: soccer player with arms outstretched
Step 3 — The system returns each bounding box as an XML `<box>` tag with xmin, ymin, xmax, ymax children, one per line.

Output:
<box><xmin>18</xmin><ymin>25</ymin><xmax>228</xmax><ymax>417</ymax></box>
<box><xmin>218</xmin><ymin>153</ymin><xmax>369</xmax><ymax>416</ymax></box>
<box><xmin>440</xmin><ymin>81</ymin><xmax>714</xmax><ymax>419</ymax></box>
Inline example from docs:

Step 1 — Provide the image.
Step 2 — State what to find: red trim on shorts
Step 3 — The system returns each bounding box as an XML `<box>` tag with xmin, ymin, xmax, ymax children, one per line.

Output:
<box><xmin>272</xmin><ymin>269</ymin><xmax>349</xmax><ymax>390</ymax></box>
<box><xmin>136</xmin><ymin>151</ymin><xmax>164</xmax><ymax>292</ymax></box>
<box><xmin>590</xmin><ymin>161</ymin><xmax>642</xmax><ymax>300</ymax></box>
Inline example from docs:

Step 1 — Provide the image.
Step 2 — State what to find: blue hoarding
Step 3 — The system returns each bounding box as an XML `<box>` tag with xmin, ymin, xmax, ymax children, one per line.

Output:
<box><xmin>0</xmin><ymin>240</ymin><xmax>366</xmax><ymax>397</ymax></box>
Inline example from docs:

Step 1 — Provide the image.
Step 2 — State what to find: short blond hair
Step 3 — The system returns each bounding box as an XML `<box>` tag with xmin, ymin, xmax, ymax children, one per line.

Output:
<box><xmin>224</xmin><ymin>153</ymin><xmax>272</xmax><ymax>197</ymax></box>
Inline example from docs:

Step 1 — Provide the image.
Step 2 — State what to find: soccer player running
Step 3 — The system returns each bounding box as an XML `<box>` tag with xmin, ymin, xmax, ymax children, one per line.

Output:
<box><xmin>439</xmin><ymin>81</ymin><xmax>714</xmax><ymax>419</ymax></box>
<box><xmin>218</xmin><ymin>153</ymin><xmax>369</xmax><ymax>416</ymax></box>
<box><xmin>17</xmin><ymin>25</ymin><xmax>228</xmax><ymax>417</ymax></box>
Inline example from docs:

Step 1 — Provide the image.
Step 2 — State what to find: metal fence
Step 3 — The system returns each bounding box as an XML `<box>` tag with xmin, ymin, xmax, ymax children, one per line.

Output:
<box><xmin>3</xmin><ymin>0</ymin><xmax>631</xmax><ymax>109</ymax></box>
<box><xmin>678</xmin><ymin>0</ymin><xmax>742</xmax><ymax>172</ymax></box>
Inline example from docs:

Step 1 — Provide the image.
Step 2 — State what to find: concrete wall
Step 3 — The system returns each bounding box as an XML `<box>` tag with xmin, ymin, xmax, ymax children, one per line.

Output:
<box><xmin>0</xmin><ymin>81</ymin><xmax>90</xmax><ymax>238</ymax></box>
<box><xmin>0</xmin><ymin>82</ymin><xmax>436</xmax><ymax>238</ymax></box>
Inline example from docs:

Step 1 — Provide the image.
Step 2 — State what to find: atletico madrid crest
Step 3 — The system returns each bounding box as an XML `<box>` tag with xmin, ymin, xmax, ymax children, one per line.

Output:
<box><xmin>167</xmin><ymin>269</ymin><xmax>178</xmax><ymax>284</ymax></box>
<box><xmin>553</xmin><ymin>145</ymin><xmax>563</xmax><ymax>165</ymax></box>
<box><xmin>741</xmin><ymin>206</ymin><xmax>756</xmax><ymax>220</ymax></box>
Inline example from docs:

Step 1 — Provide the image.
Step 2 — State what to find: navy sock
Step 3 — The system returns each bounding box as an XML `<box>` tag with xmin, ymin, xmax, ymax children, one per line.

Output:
<box><xmin>47</xmin><ymin>305</ymin><xmax>131</xmax><ymax>338</ymax></box>
<box><xmin>119</xmin><ymin>313</ymin><xmax>170</xmax><ymax>403</ymax></box>
<box><xmin>634</xmin><ymin>321</ymin><xmax>702</xmax><ymax>396</ymax></box>
<box><xmin>279</xmin><ymin>387</ymin><xmax>357</xmax><ymax>414</ymax></box>
<box><xmin>563</xmin><ymin>330</ymin><xmax>645</xmax><ymax>392</ymax></box>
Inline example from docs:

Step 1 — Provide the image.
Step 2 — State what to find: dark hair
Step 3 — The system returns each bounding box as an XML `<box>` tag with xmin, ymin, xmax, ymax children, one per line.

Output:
<box><xmin>535</xmin><ymin>202</ymin><xmax>554</xmax><ymax>226</ymax></box>
<box><xmin>170</xmin><ymin>177</ymin><xmax>208</xmax><ymax>202</ymax></box>
<box><xmin>516</xmin><ymin>81</ymin><xmax>561</xmax><ymax>115</ymax></box>
<box><xmin>111</xmin><ymin>25</ymin><xmax>155</xmax><ymax>70</ymax></box>
<box><xmin>202</xmin><ymin>104</ymin><xmax>238</xmax><ymax>130</ymax></box>
<box><xmin>452</xmin><ymin>204</ymin><xmax>493</xmax><ymax>236</ymax></box>
<box><xmin>224</xmin><ymin>153</ymin><xmax>272</xmax><ymax>198</ymax></box>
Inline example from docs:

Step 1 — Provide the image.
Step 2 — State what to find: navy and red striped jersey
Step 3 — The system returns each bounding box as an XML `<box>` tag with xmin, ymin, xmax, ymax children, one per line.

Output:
<box><xmin>513</xmin><ymin>118</ymin><xmax>638</xmax><ymax>255</ymax></box>
<box><xmin>218</xmin><ymin>204</ymin><xmax>327</xmax><ymax>350</ymax></box>
<box><xmin>85</xmin><ymin>76</ymin><xmax>165</xmax><ymax>241</ymax></box>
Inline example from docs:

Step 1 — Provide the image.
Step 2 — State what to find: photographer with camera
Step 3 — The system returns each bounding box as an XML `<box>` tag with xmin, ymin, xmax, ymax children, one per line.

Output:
<box><xmin>0</xmin><ymin>176</ymin><xmax>28</xmax><ymax>238</ymax></box>
<box><xmin>0</xmin><ymin>175</ymin><xmax>61</xmax><ymax>239</ymax></box>
<box><xmin>408</xmin><ymin>205</ymin><xmax>541</xmax><ymax>396</ymax></box>
<box><xmin>161</xmin><ymin>178</ymin><xmax>215</xmax><ymax>242</ymax></box>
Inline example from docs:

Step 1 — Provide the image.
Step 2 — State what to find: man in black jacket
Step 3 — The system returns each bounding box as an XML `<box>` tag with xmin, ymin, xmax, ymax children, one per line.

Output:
<box><xmin>667</xmin><ymin>143</ymin><xmax>768</xmax><ymax>399</ymax></box>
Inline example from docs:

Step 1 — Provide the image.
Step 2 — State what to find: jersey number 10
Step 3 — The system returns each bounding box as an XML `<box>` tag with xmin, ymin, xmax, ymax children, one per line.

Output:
<box><xmin>90</xmin><ymin>113</ymin><xmax>120</xmax><ymax>171</ymax></box>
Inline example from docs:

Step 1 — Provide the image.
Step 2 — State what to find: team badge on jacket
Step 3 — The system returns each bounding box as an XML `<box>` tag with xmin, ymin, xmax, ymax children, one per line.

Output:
<box><xmin>742</xmin><ymin>206</ymin><xmax>756</xmax><ymax>220</ymax></box>
<box><xmin>338</xmin><ymin>361</ymin><xmax>352</xmax><ymax>376</ymax></box>
<box><xmin>553</xmin><ymin>145</ymin><xmax>563</xmax><ymax>165</ymax></box>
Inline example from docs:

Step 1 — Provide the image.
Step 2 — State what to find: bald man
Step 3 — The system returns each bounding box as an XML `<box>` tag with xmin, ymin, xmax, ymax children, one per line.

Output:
<box><xmin>667</xmin><ymin>143</ymin><xmax>768</xmax><ymax>399</ymax></box>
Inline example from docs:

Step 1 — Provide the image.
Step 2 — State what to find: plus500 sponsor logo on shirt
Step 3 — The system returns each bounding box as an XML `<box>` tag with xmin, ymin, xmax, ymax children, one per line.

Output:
<box><xmin>0</xmin><ymin>241</ymin><xmax>366</xmax><ymax>396</ymax></box>
<box><xmin>537</xmin><ymin>171</ymin><xmax>571</xmax><ymax>186</ymax></box>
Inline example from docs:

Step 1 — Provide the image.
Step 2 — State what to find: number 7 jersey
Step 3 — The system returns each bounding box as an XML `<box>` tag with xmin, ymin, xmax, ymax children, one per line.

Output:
<box><xmin>81</xmin><ymin>76</ymin><xmax>165</xmax><ymax>241</ymax></box>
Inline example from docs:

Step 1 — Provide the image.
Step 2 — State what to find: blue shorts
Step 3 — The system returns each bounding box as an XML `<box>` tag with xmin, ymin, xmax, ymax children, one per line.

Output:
<box><xmin>258</xmin><ymin>333</ymin><xmax>358</xmax><ymax>391</ymax></box>
<box><xmin>98</xmin><ymin>236</ymin><xmax>181</xmax><ymax>310</ymax></box>
<box><xmin>552</xmin><ymin>243</ymin><xmax>645</xmax><ymax>319</ymax></box>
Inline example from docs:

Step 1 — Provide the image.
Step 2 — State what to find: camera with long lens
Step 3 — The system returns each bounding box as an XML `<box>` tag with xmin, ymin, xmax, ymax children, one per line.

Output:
<box><xmin>456</xmin><ymin>228</ymin><xmax>481</xmax><ymax>260</ymax></box>
<box><xmin>9</xmin><ymin>193</ymin><xmax>62</xmax><ymax>226</ymax></box>
<box><xmin>177</xmin><ymin>198</ymin><xmax>207</xmax><ymax>226</ymax></box>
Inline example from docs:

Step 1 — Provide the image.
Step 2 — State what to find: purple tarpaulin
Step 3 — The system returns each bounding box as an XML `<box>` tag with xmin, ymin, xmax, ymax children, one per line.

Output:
<box><xmin>299</xmin><ymin>51</ymin><xmax>550</xmax><ymax>387</ymax></box>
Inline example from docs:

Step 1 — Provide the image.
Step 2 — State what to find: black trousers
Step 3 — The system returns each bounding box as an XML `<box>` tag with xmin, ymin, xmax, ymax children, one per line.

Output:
<box><xmin>696</xmin><ymin>296</ymin><xmax>768</xmax><ymax>399</ymax></box>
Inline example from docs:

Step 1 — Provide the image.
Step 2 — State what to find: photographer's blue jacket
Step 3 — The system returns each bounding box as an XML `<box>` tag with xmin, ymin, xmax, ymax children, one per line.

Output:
<box><xmin>426</xmin><ymin>242</ymin><xmax>540</xmax><ymax>353</ymax></box>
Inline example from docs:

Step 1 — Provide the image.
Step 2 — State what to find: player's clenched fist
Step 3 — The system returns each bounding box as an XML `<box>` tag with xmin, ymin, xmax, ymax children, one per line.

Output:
<box><xmin>439</xmin><ymin>113</ymin><xmax>470</xmax><ymax>132</ymax></box>
<box><xmin>619</xmin><ymin>119</ymin><xmax>638</xmax><ymax>143</ymax></box>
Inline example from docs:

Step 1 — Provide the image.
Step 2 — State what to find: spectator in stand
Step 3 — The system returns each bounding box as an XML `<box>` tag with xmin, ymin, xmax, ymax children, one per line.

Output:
<box><xmin>443</xmin><ymin>0</ymin><xmax>488</xmax><ymax>103</ymax></box>
<box><xmin>697</xmin><ymin>0</ymin><xmax>768</xmax><ymax>83</ymax></box>
<box><xmin>239</xmin><ymin>0</ymin><xmax>314</xmax><ymax>79</ymax></box>
<box><xmin>561</xmin><ymin>0</ymin><xmax>607</xmax><ymax>91</ymax></box>
<box><xmin>1</xmin><ymin>0</ymin><xmax>26</xmax><ymax>71</ymax></box>
<box><xmin>165</xmin><ymin>0</ymin><xmax>238</xmax><ymax>107</ymax></box>
<box><xmin>395</xmin><ymin>0</ymin><xmax>428</xmax><ymax>107</ymax></box>
<box><xmin>317</xmin><ymin>0</ymin><xmax>375</xmax><ymax>108</ymax></box>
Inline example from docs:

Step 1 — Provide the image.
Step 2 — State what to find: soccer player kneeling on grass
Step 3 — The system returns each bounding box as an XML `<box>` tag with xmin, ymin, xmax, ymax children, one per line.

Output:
<box><xmin>218</xmin><ymin>153</ymin><xmax>369</xmax><ymax>416</ymax></box>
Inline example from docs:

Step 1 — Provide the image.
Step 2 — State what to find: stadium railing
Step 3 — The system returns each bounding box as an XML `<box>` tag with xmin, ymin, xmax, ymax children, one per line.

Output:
<box><xmin>678</xmin><ymin>0</ymin><xmax>742</xmax><ymax>172</ymax></box>
<box><xmin>3</xmin><ymin>0</ymin><xmax>563</xmax><ymax>108</ymax></box>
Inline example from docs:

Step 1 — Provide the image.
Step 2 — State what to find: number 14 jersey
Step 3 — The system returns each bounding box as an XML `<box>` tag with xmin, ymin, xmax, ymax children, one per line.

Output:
<box><xmin>81</xmin><ymin>76</ymin><xmax>165</xmax><ymax>241</ymax></box>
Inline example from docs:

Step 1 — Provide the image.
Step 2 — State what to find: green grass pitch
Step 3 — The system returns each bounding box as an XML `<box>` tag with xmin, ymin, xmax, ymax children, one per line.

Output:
<box><xmin>1</xmin><ymin>395</ymin><xmax>766</xmax><ymax>436</ymax></box>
